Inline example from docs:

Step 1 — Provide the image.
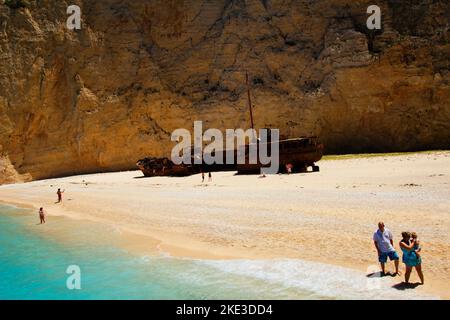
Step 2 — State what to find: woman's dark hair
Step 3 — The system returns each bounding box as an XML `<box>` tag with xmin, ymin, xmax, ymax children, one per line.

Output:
<box><xmin>401</xmin><ymin>231</ymin><xmax>411</xmax><ymax>239</ymax></box>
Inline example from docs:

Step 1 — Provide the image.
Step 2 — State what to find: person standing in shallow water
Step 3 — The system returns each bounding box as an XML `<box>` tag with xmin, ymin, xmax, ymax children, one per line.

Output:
<box><xmin>373</xmin><ymin>221</ymin><xmax>400</xmax><ymax>275</ymax></box>
<box><xmin>208</xmin><ymin>172</ymin><xmax>212</xmax><ymax>182</ymax></box>
<box><xmin>39</xmin><ymin>207</ymin><xmax>45</xmax><ymax>224</ymax></box>
<box><xmin>56</xmin><ymin>188</ymin><xmax>64</xmax><ymax>203</ymax></box>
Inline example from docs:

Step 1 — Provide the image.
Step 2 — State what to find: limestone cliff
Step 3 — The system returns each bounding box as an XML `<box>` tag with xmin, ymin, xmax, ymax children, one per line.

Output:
<box><xmin>0</xmin><ymin>0</ymin><xmax>449</xmax><ymax>183</ymax></box>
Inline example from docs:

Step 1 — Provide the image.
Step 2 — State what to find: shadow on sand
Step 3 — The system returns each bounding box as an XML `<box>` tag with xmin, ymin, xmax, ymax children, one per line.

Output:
<box><xmin>133</xmin><ymin>175</ymin><xmax>148</xmax><ymax>179</ymax></box>
<box><xmin>366</xmin><ymin>272</ymin><xmax>422</xmax><ymax>291</ymax></box>
<box><xmin>366</xmin><ymin>271</ymin><xmax>397</xmax><ymax>278</ymax></box>
<box><xmin>133</xmin><ymin>175</ymin><xmax>187</xmax><ymax>179</ymax></box>
<box><xmin>392</xmin><ymin>282</ymin><xmax>422</xmax><ymax>291</ymax></box>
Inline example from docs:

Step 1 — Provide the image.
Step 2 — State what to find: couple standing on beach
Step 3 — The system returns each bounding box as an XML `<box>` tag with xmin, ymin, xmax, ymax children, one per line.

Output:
<box><xmin>373</xmin><ymin>222</ymin><xmax>424</xmax><ymax>285</ymax></box>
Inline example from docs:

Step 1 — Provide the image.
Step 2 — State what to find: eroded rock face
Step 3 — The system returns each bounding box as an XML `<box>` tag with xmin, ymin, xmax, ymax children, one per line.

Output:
<box><xmin>0</xmin><ymin>0</ymin><xmax>449</xmax><ymax>183</ymax></box>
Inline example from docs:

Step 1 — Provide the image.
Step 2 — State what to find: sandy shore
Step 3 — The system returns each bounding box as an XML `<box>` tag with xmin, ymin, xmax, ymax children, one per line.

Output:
<box><xmin>1</xmin><ymin>151</ymin><xmax>449</xmax><ymax>299</ymax></box>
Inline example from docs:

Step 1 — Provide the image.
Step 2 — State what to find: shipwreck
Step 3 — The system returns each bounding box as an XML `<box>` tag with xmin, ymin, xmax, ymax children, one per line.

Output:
<box><xmin>137</xmin><ymin>72</ymin><xmax>324</xmax><ymax>177</ymax></box>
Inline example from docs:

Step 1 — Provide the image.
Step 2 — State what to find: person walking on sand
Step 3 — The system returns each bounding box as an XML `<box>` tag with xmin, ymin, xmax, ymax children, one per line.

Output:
<box><xmin>208</xmin><ymin>172</ymin><xmax>212</xmax><ymax>182</ymax></box>
<box><xmin>399</xmin><ymin>231</ymin><xmax>424</xmax><ymax>285</ymax></box>
<box><xmin>202</xmin><ymin>171</ymin><xmax>205</xmax><ymax>183</ymax></box>
<box><xmin>39</xmin><ymin>207</ymin><xmax>46</xmax><ymax>224</ymax></box>
<box><xmin>56</xmin><ymin>188</ymin><xmax>65</xmax><ymax>203</ymax></box>
<box><xmin>373</xmin><ymin>221</ymin><xmax>400</xmax><ymax>275</ymax></box>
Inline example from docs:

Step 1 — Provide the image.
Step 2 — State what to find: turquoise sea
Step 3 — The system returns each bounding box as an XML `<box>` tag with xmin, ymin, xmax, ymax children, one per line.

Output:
<box><xmin>0</xmin><ymin>204</ymin><xmax>437</xmax><ymax>300</ymax></box>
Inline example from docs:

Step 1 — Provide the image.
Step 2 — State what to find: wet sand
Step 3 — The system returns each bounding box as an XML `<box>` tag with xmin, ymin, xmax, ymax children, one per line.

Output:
<box><xmin>1</xmin><ymin>151</ymin><xmax>449</xmax><ymax>298</ymax></box>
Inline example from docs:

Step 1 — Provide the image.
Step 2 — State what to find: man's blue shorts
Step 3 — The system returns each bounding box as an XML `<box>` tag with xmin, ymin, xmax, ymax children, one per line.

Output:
<box><xmin>378</xmin><ymin>251</ymin><xmax>399</xmax><ymax>263</ymax></box>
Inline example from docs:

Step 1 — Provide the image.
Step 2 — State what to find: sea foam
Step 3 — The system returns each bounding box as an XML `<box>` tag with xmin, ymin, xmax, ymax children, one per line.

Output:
<box><xmin>198</xmin><ymin>259</ymin><xmax>438</xmax><ymax>300</ymax></box>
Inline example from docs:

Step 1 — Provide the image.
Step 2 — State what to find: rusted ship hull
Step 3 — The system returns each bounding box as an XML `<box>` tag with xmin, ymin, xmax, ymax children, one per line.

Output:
<box><xmin>137</xmin><ymin>137</ymin><xmax>324</xmax><ymax>177</ymax></box>
<box><xmin>136</xmin><ymin>157</ymin><xmax>194</xmax><ymax>177</ymax></box>
<box><xmin>236</xmin><ymin>137</ymin><xmax>324</xmax><ymax>174</ymax></box>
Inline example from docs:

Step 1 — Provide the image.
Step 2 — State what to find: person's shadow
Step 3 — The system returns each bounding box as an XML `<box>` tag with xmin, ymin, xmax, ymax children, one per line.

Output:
<box><xmin>392</xmin><ymin>282</ymin><xmax>421</xmax><ymax>291</ymax></box>
<box><xmin>366</xmin><ymin>271</ymin><xmax>391</xmax><ymax>278</ymax></box>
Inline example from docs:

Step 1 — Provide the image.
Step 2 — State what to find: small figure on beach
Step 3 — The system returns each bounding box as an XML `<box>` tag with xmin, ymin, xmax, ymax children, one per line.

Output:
<box><xmin>286</xmin><ymin>163</ymin><xmax>293</xmax><ymax>174</ymax></box>
<box><xmin>202</xmin><ymin>172</ymin><xmax>205</xmax><ymax>183</ymax></box>
<box><xmin>399</xmin><ymin>231</ymin><xmax>424</xmax><ymax>285</ymax></box>
<box><xmin>373</xmin><ymin>221</ymin><xmax>400</xmax><ymax>275</ymax></box>
<box><xmin>56</xmin><ymin>188</ymin><xmax>65</xmax><ymax>203</ymax></box>
<box><xmin>208</xmin><ymin>172</ymin><xmax>212</xmax><ymax>182</ymax></box>
<box><xmin>39</xmin><ymin>207</ymin><xmax>46</xmax><ymax>224</ymax></box>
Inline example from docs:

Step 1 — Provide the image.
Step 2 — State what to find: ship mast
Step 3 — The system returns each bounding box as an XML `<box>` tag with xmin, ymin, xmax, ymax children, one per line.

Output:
<box><xmin>245</xmin><ymin>71</ymin><xmax>256</xmax><ymax>142</ymax></box>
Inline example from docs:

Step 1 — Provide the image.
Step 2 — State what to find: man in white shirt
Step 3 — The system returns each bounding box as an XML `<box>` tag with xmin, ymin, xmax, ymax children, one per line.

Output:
<box><xmin>373</xmin><ymin>221</ymin><xmax>400</xmax><ymax>275</ymax></box>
